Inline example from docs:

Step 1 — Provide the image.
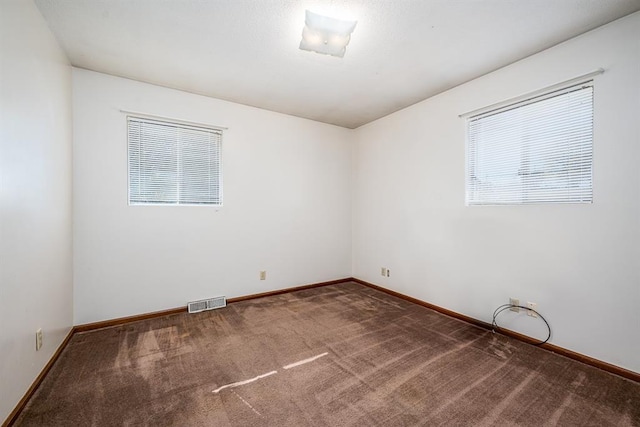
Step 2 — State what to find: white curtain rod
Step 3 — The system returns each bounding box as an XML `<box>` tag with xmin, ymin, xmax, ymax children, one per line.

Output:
<box><xmin>459</xmin><ymin>68</ymin><xmax>605</xmax><ymax>119</ymax></box>
<box><xmin>119</xmin><ymin>109</ymin><xmax>228</xmax><ymax>131</ymax></box>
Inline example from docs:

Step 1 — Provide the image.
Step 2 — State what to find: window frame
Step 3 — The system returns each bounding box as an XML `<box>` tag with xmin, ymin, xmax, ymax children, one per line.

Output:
<box><xmin>126</xmin><ymin>115</ymin><xmax>224</xmax><ymax>207</ymax></box>
<box><xmin>465</xmin><ymin>81</ymin><xmax>594</xmax><ymax>206</ymax></box>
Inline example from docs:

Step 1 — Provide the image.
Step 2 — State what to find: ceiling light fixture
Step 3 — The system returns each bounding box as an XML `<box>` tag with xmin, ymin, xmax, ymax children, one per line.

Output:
<box><xmin>299</xmin><ymin>10</ymin><xmax>357</xmax><ymax>58</ymax></box>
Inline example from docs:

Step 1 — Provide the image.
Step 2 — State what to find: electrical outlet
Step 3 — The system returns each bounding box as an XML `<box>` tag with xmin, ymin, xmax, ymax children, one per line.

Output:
<box><xmin>381</xmin><ymin>267</ymin><xmax>387</xmax><ymax>276</ymax></box>
<box><xmin>386</xmin><ymin>269</ymin><xmax>390</xmax><ymax>277</ymax></box>
<box><xmin>36</xmin><ymin>329</ymin><xmax>43</xmax><ymax>351</ymax></box>
<box><xmin>259</xmin><ymin>271</ymin><xmax>266</xmax><ymax>280</ymax></box>
<box><xmin>527</xmin><ymin>302</ymin><xmax>537</xmax><ymax>317</ymax></box>
<box><xmin>510</xmin><ymin>298</ymin><xmax>519</xmax><ymax>312</ymax></box>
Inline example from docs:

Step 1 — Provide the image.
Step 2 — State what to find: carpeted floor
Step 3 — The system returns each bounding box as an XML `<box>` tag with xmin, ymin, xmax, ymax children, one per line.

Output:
<box><xmin>14</xmin><ymin>282</ymin><xmax>640</xmax><ymax>426</ymax></box>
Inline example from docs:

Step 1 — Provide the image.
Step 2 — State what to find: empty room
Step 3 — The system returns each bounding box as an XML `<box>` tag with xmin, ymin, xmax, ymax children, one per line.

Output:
<box><xmin>1</xmin><ymin>0</ymin><xmax>639</xmax><ymax>425</ymax></box>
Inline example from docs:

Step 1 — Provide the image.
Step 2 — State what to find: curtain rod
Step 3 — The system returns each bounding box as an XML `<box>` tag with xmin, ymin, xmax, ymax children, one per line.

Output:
<box><xmin>459</xmin><ymin>68</ymin><xmax>604</xmax><ymax>119</ymax></box>
<box><xmin>119</xmin><ymin>109</ymin><xmax>228</xmax><ymax>131</ymax></box>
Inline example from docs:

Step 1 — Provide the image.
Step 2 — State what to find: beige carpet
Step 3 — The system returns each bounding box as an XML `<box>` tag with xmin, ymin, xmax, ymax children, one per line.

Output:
<box><xmin>15</xmin><ymin>282</ymin><xmax>640</xmax><ymax>426</ymax></box>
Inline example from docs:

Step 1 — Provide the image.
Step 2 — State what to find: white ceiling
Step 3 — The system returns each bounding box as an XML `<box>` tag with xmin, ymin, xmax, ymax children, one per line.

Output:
<box><xmin>34</xmin><ymin>0</ymin><xmax>640</xmax><ymax>129</ymax></box>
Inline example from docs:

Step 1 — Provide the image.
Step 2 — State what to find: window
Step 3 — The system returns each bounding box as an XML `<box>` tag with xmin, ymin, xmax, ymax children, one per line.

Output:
<box><xmin>466</xmin><ymin>82</ymin><xmax>593</xmax><ymax>205</ymax></box>
<box><xmin>128</xmin><ymin>116</ymin><xmax>222</xmax><ymax>206</ymax></box>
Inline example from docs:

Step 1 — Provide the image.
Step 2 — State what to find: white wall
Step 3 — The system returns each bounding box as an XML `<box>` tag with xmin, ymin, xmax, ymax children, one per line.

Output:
<box><xmin>0</xmin><ymin>0</ymin><xmax>73</xmax><ymax>422</ymax></box>
<box><xmin>73</xmin><ymin>69</ymin><xmax>352</xmax><ymax>325</ymax></box>
<box><xmin>353</xmin><ymin>12</ymin><xmax>640</xmax><ymax>373</ymax></box>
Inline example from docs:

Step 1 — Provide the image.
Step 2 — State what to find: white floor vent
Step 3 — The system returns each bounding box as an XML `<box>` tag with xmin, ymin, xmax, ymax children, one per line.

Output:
<box><xmin>188</xmin><ymin>296</ymin><xmax>226</xmax><ymax>313</ymax></box>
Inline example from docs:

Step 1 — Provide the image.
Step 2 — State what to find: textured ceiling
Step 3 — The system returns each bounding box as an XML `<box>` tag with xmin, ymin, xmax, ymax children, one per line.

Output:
<box><xmin>34</xmin><ymin>0</ymin><xmax>640</xmax><ymax>129</ymax></box>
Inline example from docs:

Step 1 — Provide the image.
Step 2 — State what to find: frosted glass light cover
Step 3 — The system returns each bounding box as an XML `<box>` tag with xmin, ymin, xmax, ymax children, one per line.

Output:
<box><xmin>299</xmin><ymin>10</ymin><xmax>357</xmax><ymax>58</ymax></box>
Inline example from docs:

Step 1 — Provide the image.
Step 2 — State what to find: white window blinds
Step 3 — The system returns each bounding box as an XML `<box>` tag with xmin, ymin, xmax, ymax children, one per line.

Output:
<box><xmin>466</xmin><ymin>82</ymin><xmax>593</xmax><ymax>205</ymax></box>
<box><xmin>128</xmin><ymin>117</ymin><xmax>222</xmax><ymax>206</ymax></box>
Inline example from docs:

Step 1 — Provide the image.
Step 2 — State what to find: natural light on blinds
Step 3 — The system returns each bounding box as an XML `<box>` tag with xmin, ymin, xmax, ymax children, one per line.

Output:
<box><xmin>466</xmin><ymin>82</ymin><xmax>593</xmax><ymax>205</ymax></box>
<box><xmin>128</xmin><ymin>117</ymin><xmax>222</xmax><ymax>206</ymax></box>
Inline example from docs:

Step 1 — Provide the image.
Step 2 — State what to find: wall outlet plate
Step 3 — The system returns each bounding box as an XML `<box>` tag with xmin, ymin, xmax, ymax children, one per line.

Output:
<box><xmin>510</xmin><ymin>298</ymin><xmax>519</xmax><ymax>312</ymax></box>
<box><xmin>259</xmin><ymin>271</ymin><xmax>266</xmax><ymax>280</ymax></box>
<box><xmin>36</xmin><ymin>328</ymin><xmax>43</xmax><ymax>351</ymax></box>
<box><xmin>381</xmin><ymin>267</ymin><xmax>387</xmax><ymax>276</ymax></box>
<box><xmin>527</xmin><ymin>302</ymin><xmax>537</xmax><ymax>317</ymax></box>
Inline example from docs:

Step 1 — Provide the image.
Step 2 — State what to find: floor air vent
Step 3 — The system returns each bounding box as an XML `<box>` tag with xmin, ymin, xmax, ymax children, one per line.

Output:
<box><xmin>188</xmin><ymin>296</ymin><xmax>226</xmax><ymax>313</ymax></box>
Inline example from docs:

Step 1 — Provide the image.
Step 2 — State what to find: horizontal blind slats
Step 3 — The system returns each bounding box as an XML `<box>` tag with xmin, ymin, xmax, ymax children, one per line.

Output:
<box><xmin>128</xmin><ymin>116</ymin><xmax>222</xmax><ymax>206</ymax></box>
<box><xmin>466</xmin><ymin>82</ymin><xmax>593</xmax><ymax>205</ymax></box>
